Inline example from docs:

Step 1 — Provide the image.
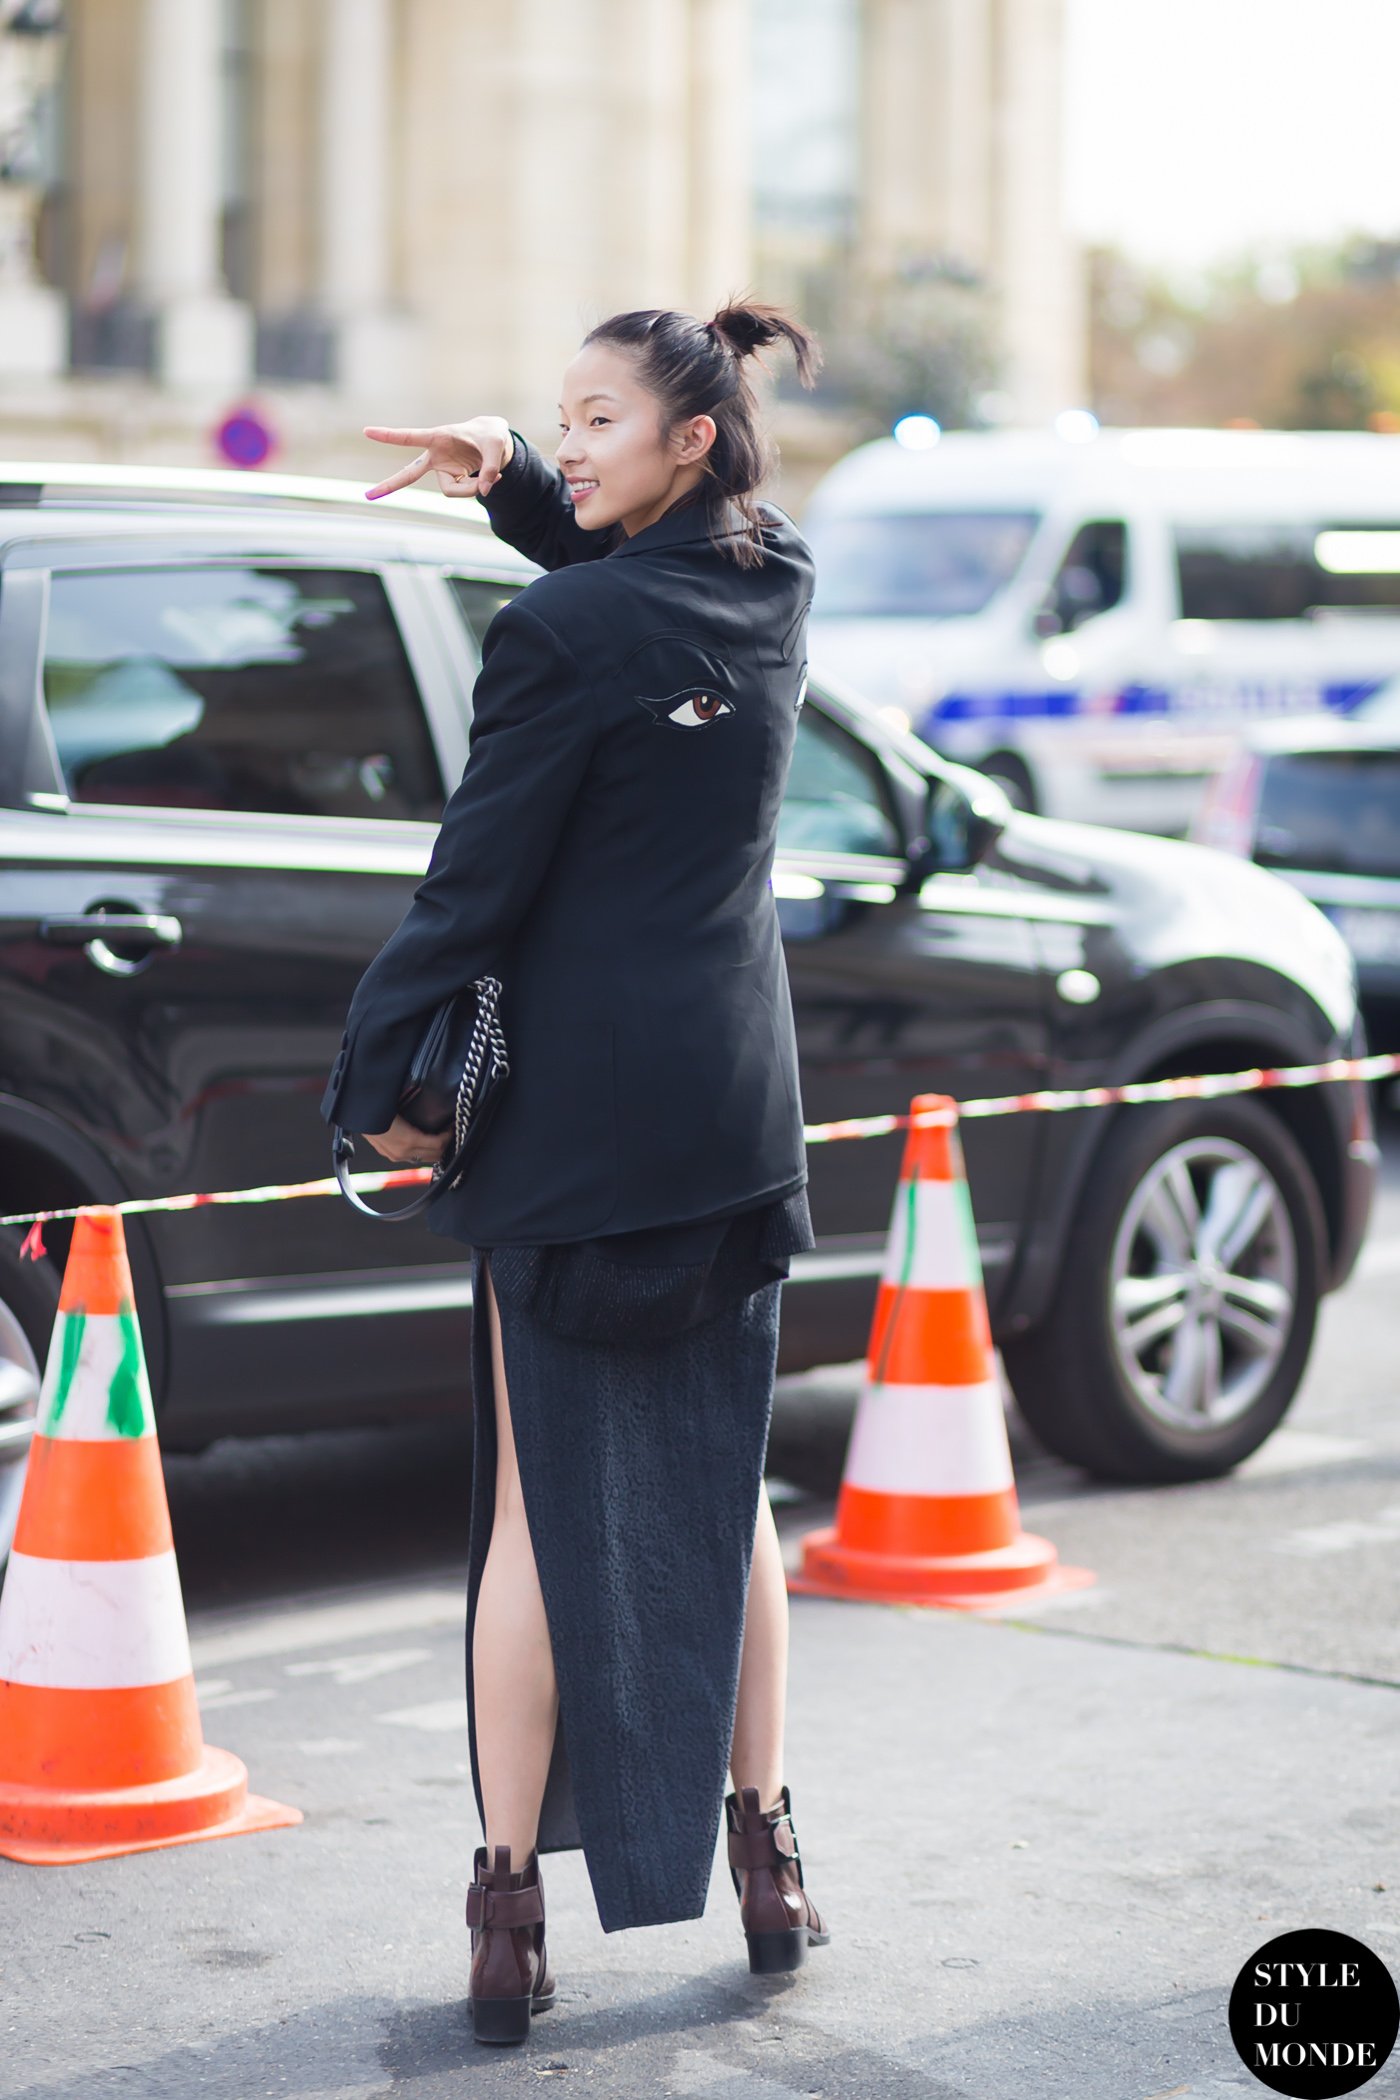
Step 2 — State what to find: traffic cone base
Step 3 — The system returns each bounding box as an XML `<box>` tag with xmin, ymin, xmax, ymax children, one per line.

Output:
<box><xmin>0</xmin><ymin>1744</ymin><xmax>298</xmax><ymax>1866</ymax></box>
<box><xmin>791</xmin><ymin>1520</ymin><xmax>1096</xmax><ymax>1610</ymax></box>
<box><xmin>0</xmin><ymin>1207</ymin><xmax>300</xmax><ymax>1865</ymax></box>
<box><xmin>793</xmin><ymin>1095</ymin><xmax>1096</xmax><ymax>1612</ymax></box>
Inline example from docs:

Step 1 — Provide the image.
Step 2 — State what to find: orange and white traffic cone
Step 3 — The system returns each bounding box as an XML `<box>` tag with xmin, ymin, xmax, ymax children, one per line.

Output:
<box><xmin>791</xmin><ymin>1095</ymin><xmax>1094</xmax><ymax>1611</ymax></box>
<box><xmin>0</xmin><ymin>1207</ymin><xmax>300</xmax><ymax>1864</ymax></box>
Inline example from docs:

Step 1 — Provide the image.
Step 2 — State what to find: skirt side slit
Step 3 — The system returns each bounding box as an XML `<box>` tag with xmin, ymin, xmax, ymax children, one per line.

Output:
<box><xmin>465</xmin><ymin>1251</ymin><xmax>580</xmax><ymax>1866</ymax></box>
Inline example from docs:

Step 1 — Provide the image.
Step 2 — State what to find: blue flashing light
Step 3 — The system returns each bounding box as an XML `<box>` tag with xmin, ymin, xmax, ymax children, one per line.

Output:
<box><xmin>892</xmin><ymin>414</ymin><xmax>941</xmax><ymax>452</ymax></box>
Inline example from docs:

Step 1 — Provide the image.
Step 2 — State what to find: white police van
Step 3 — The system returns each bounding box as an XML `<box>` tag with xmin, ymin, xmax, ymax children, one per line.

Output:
<box><xmin>803</xmin><ymin>425</ymin><xmax>1400</xmax><ymax>832</ymax></box>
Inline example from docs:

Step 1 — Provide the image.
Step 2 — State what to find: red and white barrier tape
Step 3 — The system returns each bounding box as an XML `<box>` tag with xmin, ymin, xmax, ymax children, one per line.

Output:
<box><xmin>802</xmin><ymin>1048</ymin><xmax>1400</xmax><ymax>1146</ymax></box>
<box><xmin>3</xmin><ymin>1049</ymin><xmax>1395</xmax><ymax>1253</ymax></box>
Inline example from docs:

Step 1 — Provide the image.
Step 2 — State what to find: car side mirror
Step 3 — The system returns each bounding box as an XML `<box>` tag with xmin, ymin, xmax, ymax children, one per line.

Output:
<box><xmin>1032</xmin><ymin>566</ymin><xmax>1106</xmax><ymax>639</ymax></box>
<box><xmin>1032</xmin><ymin>590</ymin><xmax>1063</xmax><ymax>640</ymax></box>
<box><xmin>904</xmin><ymin>772</ymin><xmax>1011</xmax><ymax>884</ymax></box>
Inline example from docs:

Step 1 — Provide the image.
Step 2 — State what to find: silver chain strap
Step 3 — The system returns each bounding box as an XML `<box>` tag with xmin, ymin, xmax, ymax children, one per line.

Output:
<box><xmin>443</xmin><ymin>974</ymin><xmax>510</xmax><ymax>1188</ymax></box>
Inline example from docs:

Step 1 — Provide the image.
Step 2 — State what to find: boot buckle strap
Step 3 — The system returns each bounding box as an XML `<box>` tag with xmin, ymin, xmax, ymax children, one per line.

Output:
<box><xmin>727</xmin><ymin>1821</ymin><xmax>798</xmax><ymax>1870</ymax></box>
<box><xmin>466</xmin><ymin>1882</ymin><xmax>544</xmax><ymax>1930</ymax></box>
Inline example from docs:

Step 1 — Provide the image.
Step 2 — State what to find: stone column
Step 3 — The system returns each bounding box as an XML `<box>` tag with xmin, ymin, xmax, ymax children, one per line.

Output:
<box><xmin>686</xmin><ymin>0</ymin><xmax>751</xmax><ymax>313</ymax></box>
<box><xmin>859</xmin><ymin>0</ymin><xmax>946</xmax><ymax>275</ymax></box>
<box><xmin>601</xmin><ymin>0</ymin><xmax>689</xmax><ymax>316</ymax></box>
<box><xmin>856</xmin><ymin>0</ymin><xmax>1084</xmax><ymax>421</ymax></box>
<box><xmin>0</xmin><ymin>26</ymin><xmax>64</xmax><ymax>377</ymax></box>
<box><xmin>318</xmin><ymin>0</ymin><xmax>420</xmax><ymax>398</ymax></box>
<box><xmin>857</xmin><ymin>0</ymin><xmax>999</xmax><ymax>274</ymax></box>
<box><xmin>253</xmin><ymin>0</ymin><xmax>318</xmax><ymax>317</ymax></box>
<box><xmin>398</xmin><ymin>0</ymin><xmax>743</xmax><ymax>434</ymax></box>
<box><xmin>136</xmin><ymin>0</ymin><xmax>253</xmax><ymax>387</ymax></box>
<box><xmin>989</xmin><ymin>0</ymin><xmax>1084</xmax><ymax>421</ymax></box>
<box><xmin>941</xmin><ymin>0</ymin><xmax>993</xmax><ymax>265</ymax></box>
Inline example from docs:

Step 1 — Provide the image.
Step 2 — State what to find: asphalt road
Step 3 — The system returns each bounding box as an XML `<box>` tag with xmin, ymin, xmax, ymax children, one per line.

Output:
<box><xmin>3</xmin><ymin>1102</ymin><xmax>1398</xmax><ymax>2100</ymax></box>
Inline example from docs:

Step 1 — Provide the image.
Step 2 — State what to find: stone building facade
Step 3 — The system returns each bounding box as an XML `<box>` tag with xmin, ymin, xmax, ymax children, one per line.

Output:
<box><xmin>0</xmin><ymin>0</ymin><xmax>1081</xmax><ymax>496</ymax></box>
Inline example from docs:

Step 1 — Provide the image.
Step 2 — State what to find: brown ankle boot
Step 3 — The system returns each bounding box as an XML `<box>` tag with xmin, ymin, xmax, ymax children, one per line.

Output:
<box><xmin>724</xmin><ymin>1782</ymin><xmax>831</xmax><ymax>1975</ymax></box>
<box><xmin>466</xmin><ymin>1842</ymin><xmax>557</xmax><ymax>2044</ymax></box>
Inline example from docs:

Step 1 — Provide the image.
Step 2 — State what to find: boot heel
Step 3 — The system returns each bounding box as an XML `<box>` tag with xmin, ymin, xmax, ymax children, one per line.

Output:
<box><xmin>746</xmin><ymin>1926</ymin><xmax>808</xmax><ymax>1975</ymax></box>
<box><xmin>470</xmin><ymin>1990</ymin><xmax>534</xmax><ymax>2045</ymax></box>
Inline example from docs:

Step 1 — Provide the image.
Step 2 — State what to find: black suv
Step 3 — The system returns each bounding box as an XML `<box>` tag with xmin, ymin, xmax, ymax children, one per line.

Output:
<box><xmin>0</xmin><ymin>464</ymin><xmax>1377</xmax><ymax>1554</ymax></box>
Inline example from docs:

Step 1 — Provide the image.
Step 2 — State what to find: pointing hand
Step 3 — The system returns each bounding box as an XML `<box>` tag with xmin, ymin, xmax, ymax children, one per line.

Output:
<box><xmin>362</xmin><ymin>416</ymin><xmax>515</xmax><ymax>502</ymax></box>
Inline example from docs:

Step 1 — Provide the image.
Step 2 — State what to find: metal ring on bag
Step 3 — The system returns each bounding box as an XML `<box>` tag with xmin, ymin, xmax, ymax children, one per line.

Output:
<box><xmin>333</xmin><ymin>975</ymin><xmax>509</xmax><ymax>1219</ymax></box>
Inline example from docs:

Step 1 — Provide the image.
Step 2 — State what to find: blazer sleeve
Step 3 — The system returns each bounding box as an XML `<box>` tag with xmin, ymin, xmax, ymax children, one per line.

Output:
<box><xmin>476</xmin><ymin>429</ymin><xmax>619</xmax><ymax>572</ymax></box>
<box><xmin>320</xmin><ymin>598</ymin><xmax>599</xmax><ymax>1133</ymax></box>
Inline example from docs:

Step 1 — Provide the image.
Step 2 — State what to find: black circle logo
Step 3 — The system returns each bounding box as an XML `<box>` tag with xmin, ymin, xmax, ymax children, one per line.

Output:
<box><xmin>1229</xmin><ymin>1929</ymin><xmax>1398</xmax><ymax>2096</ymax></box>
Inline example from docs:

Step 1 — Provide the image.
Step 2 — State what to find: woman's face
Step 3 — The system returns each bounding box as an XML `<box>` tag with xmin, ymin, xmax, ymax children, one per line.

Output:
<box><xmin>556</xmin><ymin>341</ymin><xmax>714</xmax><ymax>538</ymax></box>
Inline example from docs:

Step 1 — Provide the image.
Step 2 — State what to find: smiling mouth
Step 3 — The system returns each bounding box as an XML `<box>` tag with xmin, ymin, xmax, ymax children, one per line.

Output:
<box><xmin>567</xmin><ymin>480</ymin><xmax>599</xmax><ymax>501</ymax></box>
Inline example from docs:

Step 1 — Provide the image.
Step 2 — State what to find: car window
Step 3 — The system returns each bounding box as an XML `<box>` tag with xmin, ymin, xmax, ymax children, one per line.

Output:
<box><xmin>1255</xmin><ymin>750</ymin><xmax>1400</xmax><ymax>878</ymax></box>
<box><xmin>446</xmin><ymin>576</ymin><xmax>523</xmax><ymax>655</ymax></box>
<box><xmin>1175</xmin><ymin>522</ymin><xmax>1400</xmax><ymax>621</ymax></box>
<box><xmin>806</xmin><ymin>511</ymin><xmax>1040</xmax><ymax>619</ymax></box>
<box><xmin>1047</xmin><ymin>519</ymin><xmax>1127</xmax><ymax>629</ymax></box>
<box><xmin>778</xmin><ymin>705</ymin><xmax>902</xmax><ymax>856</ymax></box>
<box><xmin>42</xmin><ymin>565</ymin><xmax>443</xmax><ymax>819</ymax></box>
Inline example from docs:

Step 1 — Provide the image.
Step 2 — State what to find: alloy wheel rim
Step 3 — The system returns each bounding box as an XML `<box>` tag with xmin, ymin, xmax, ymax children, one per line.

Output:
<box><xmin>1109</xmin><ymin>1136</ymin><xmax>1297</xmax><ymax>1435</ymax></box>
<box><xmin>0</xmin><ymin>1297</ymin><xmax>40</xmax><ymax>1559</ymax></box>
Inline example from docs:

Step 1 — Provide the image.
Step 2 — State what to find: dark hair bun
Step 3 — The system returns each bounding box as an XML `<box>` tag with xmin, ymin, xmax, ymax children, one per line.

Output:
<box><xmin>709</xmin><ymin>299</ymin><xmax>822</xmax><ymax>389</ymax></box>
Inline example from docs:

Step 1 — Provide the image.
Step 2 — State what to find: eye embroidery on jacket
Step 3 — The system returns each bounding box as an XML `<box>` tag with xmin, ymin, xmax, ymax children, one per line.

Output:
<box><xmin>634</xmin><ymin>688</ymin><xmax>737</xmax><ymax>730</ymax></box>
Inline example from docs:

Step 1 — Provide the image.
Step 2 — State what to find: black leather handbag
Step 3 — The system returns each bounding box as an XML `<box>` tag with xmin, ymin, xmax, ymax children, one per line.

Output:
<box><xmin>332</xmin><ymin>974</ymin><xmax>510</xmax><ymax>1222</ymax></box>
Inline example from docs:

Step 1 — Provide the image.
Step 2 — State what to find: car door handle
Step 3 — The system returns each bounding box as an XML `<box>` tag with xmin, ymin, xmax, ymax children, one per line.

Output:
<box><xmin>40</xmin><ymin>912</ymin><xmax>184</xmax><ymax>952</ymax></box>
<box><xmin>39</xmin><ymin>912</ymin><xmax>184</xmax><ymax>975</ymax></box>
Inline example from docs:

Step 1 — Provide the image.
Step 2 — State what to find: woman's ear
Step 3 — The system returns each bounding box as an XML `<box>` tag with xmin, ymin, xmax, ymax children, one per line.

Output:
<box><xmin>672</xmin><ymin>413</ymin><xmax>717</xmax><ymax>466</ymax></box>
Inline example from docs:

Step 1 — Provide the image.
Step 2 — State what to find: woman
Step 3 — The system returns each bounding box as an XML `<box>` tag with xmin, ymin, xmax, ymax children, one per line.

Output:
<box><xmin>319</xmin><ymin>300</ymin><xmax>831</xmax><ymax>2046</ymax></box>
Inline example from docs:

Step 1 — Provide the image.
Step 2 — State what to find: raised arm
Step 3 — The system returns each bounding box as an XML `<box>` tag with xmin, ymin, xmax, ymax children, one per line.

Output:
<box><xmin>320</xmin><ymin>597</ymin><xmax>599</xmax><ymax>1135</ymax></box>
<box><xmin>476</xmin><ymin>429</ymin><xmax>618</xmax><ymax>572</ymax></box>
<box><xmin>362</xmin><ymin>415</ymin><xmax>614</xmax><ymax>572</ymax></box>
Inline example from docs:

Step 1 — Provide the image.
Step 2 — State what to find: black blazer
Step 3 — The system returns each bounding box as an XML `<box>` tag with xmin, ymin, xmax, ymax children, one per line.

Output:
<box><xmin>319</xmin><ymin>432</ymin><xmax>814</xmax><ymax>1245</ymax></box>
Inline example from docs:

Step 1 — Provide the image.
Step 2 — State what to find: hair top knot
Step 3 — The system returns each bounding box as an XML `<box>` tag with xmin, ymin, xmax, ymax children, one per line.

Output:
<box><xmin>708</xmin><ymin>303</ymin><xmax>787</xmax><ymax>360</ymax></box>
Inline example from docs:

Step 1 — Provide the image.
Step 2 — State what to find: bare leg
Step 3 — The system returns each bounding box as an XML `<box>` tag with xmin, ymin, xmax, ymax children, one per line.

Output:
<box><xmin>729</xmin><ymin>1481</ymin><xmax>788</xmax><ymax>1807</ymax></box>
<box><xmin>471</xmin><ymin>1258</ymin><xmax>560</xmax><ymax>1860</ymax></box>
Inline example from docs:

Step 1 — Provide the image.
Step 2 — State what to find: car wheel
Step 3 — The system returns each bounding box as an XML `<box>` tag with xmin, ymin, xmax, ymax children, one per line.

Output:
<box><xmin>0</xmin><ymin>1228</ymin><xmax>57</xmax><ymax>1566</ymax></box>
<box><xmin>1002</xmin><ymin>1098</ymin><xmax>1326</xmax><ymax>1483</ymax></box>
<box><xmin>978</xmin><ymin>751</ymin><xmax>1037</xmax><ymax>813</ymax></box>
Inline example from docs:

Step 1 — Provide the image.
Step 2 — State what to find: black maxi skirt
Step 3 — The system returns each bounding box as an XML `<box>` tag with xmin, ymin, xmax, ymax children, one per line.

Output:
<box><xmin>463</xmin><ymin>1240</ymin><xmax>788</xmax><ymax>1935</ymax></box>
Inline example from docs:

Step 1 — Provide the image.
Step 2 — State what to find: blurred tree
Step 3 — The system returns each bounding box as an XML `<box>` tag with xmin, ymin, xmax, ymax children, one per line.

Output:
<box><xmin>1088</xmin><ymin>238</ymin><xmax>1400</xmax><ymax>430</ymax></box>
<box><xmin>790</xmin><ymin>253</ymin><xmax>1000</xmax><ymax>438</ymax></box>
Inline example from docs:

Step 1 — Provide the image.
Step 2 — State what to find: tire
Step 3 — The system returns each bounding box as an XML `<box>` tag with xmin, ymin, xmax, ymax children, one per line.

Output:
<box><xmin>1002</xmin><ymin>1098</ymin><xmax>1327</xmax><ymax>1484</ymax></box>
<box><xmin>978</xmin><ymin>751</ymin><xmax>1037</xmax><ymax>813</ymax></box>
<box><xmin>0</xmin><ymin>1227</ymin><xmax>58</xmax><ymax>1565</ymax></box>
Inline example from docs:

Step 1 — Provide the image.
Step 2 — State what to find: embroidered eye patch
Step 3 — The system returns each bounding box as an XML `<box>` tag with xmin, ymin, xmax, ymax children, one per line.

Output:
<box><xmin>634</xmin><ymin>688</ymin><xmax>737</xmax><ymax>730</ymax></box>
